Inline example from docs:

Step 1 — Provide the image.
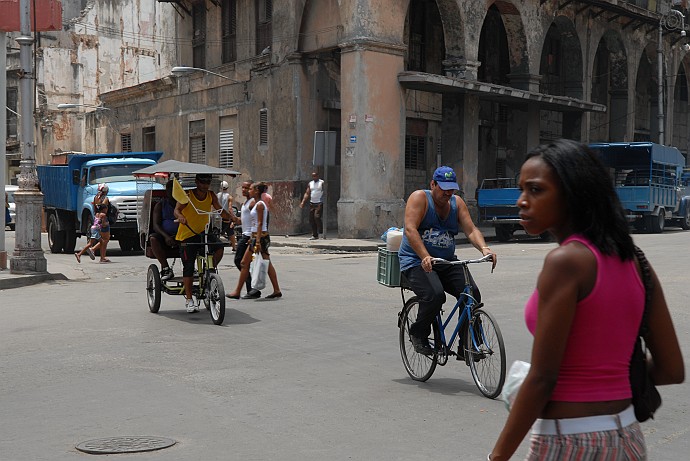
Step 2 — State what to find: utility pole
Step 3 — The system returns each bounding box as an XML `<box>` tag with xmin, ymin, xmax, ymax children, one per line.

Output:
<box><xmin>10</xmin><ymin>0</ymin><xmax>46</xmax><ymax>273</ymax></box>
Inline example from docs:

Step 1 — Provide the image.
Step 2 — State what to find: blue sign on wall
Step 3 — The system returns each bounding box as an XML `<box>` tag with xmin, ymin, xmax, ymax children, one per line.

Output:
<box><xmin>350</xmin><ymin>135</ymin><xmax>357</xmax><ymax>144</ymax></box>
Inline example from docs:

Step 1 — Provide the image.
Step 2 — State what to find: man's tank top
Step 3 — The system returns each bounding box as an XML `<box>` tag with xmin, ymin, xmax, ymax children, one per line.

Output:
<box><xmin>398</xmin><ymin>191</ymin><xmax>458</xmax><ymax>271</ymax></box>
<box><xmin>175</xmin><ymin>190</ymin><xmax>213</xmax><ymax>240</ymax></box>
<box><xmin>309</xmin><ymin>179</ymin><xmax>324</xmax><ymax>203</ymax></box>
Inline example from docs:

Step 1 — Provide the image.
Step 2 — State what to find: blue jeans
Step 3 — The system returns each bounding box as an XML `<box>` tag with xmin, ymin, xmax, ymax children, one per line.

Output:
<box><xmin>402</xmin><ymin>263</ymin><xmax>480</xmax><ymax>339</ymax></box>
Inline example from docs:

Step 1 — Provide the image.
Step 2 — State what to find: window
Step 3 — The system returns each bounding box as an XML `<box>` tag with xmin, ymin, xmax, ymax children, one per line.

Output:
<box><xmin>256</xmin><ymin>0</ymin><xmax>272</xmax><ymax>55</ymax></box>
<box><xmin>407</xmin><ymin>1</ymin><xmax>426</xmax><ymax>71</ymax></box>
<box><xmin>222</xmin><ymin>0</ymin><xmax>237</xmax><ymax>63</ymax></box>
<box><xmin>259</xmin><ymin>109</ymin><xmax>268</xmax><ymax>146</ymax></box>
<box><xmin>219</xmin><ymin>129</ymin><xmax>234</xmax><ymax>168</ymax></box>
<box><xmin>189</xmin><ymin>120</ymin><xmax>206</xmax><ymax>164</ymax></box>
<box><xmin>143</xmin><ymin>126</ymin><xmax>155</xmax><ymax>151</ymax></box>
<box><xmin>192</xmin><ymin>3</ymin><xmax>206</xmax><ymax>68</ymax></box>
<box><xmin>120</xmin><ymin>133</ymin><xmax>132</xmax><ymax>152</ymax></box>
<box><xmin>6</xmin><ymin>88</ymin><xmax>18</xmax><ymax>138</ymax></box>
<box><xmin>405</xmin><ymin>135</ymin><xmax>426</xmax><ymax>170</ymax></box>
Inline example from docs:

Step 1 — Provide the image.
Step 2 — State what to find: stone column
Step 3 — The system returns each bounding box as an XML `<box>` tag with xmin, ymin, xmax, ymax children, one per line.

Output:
<box><xmin>337</xmin><ymin>40</ymin><xmax>406</xmax><ymax>238</ymax></box>
<box><xmin>442</xmin><ymin>58</ymin><xmax>481</xmax><ymax>80</ymax></box>
<box><xmin>509</xmin><ymin>73</ymin><xmax>542</xmax><ymax>149</ymax></box>
<box><xmin>11</xmin><ymin>1</ymin><xmax>46</xmax><ymax>273</ymax></box>
<box><xmin>609</xmin><ymin>89</ymin><xmax>629</xmax><ymax>142</ymax></box>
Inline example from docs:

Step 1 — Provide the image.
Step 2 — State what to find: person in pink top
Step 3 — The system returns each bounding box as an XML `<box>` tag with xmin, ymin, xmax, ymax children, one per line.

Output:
<box><xmin>489</xmin><ymin>139</ymin><xmax>684</xmax><ymax>461</ymax></box>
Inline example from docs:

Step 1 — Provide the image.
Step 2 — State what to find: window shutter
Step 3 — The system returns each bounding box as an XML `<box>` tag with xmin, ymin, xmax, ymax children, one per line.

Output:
<box><xmin>259</xmin><ymin>109</ymin><xmax>268</xmax><ymax>146</ymax></box>
<box><xmin>219</xmin><ymin>129</ymin><xmax>234</xmax><ymax>168</ymax></box>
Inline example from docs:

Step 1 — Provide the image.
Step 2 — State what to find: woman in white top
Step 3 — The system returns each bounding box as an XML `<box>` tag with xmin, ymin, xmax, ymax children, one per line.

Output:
<box><xmin>227</xmin><ymin>182</ymin><xmax>282</xmax><ymax>299</ymax></box>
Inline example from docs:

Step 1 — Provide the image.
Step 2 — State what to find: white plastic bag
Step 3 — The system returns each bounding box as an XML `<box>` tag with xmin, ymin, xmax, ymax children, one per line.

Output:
<box><xmin>250</xmin><ymin>252</ymin><xmax>269</xmax><ymax>291</ymax></box>
<box><xmin>501</xmin><ymin>360</ymin><xmax>531</xmax><ymax>411</ymax></box>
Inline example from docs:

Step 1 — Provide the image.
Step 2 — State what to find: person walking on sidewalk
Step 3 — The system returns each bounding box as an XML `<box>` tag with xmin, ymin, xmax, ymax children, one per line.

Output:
<box><xmin>299</xmin><ymin>171</ymin><xmax>324</xmax><ymax>240</ymax></box>
<box><xmin>397</xmin><ymin>166</ymin><xmax>497</xmax><ymax>355</ymax></box>
<box><xmin>232</xmin><ymin>180</ymin><xmax>261</xmax><ymax>299</ymax></box>
<box><xmin>227</xmin><ymin>182</ymin><xmax>282</xmax><ymax>300</ymax></box>
<box><xmin>217</xmin><ymin>180</ymin><xmax>237</xmax><ymax>251</ymax></box>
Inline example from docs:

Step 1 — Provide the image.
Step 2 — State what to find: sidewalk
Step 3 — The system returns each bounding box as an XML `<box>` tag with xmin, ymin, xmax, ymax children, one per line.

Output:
<box><xmin>0</xmin><ymin>226</ymin><xmax>496</xmax><ymax>290</ymax></box>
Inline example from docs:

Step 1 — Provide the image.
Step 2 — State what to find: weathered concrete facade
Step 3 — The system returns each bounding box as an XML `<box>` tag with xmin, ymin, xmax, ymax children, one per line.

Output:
<box><xmin>6</xmin><ymin>0</ymin><xmax>690</xmax><ymax>237</ymax></box>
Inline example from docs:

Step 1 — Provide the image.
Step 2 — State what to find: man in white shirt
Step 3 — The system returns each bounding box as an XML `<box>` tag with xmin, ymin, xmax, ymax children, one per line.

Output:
<box><xmin>217</xmin><ymin>180</ymin><xmax>236</xmax><ymax>250</ymax></box>
<box><xmin>299</xmin><ymin>171</ymin><xmax>324</xmax><ymax>240</ymax></box>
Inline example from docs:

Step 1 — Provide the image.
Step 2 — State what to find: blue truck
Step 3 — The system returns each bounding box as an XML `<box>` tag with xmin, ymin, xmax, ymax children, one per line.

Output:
<box><xmin>477</xmin><ymin>142</ymin><xmax>690</xmax><ymax>240</ymax></box>
<box><xmin>37</xmin><ymin>151</ymin><xmax>164</xmax><ymax>253</ymax></box>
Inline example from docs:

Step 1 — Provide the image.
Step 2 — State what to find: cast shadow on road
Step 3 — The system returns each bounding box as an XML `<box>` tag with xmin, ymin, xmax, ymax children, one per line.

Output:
<box><xmin>392</xmin><ymin>377</ymin><xmax>480</xmax><ymax>397</ymax></box>
<box><xmin>155</xmin><ymin>308</ymin><xmax>260</xmax><ymax>326</ymax></box>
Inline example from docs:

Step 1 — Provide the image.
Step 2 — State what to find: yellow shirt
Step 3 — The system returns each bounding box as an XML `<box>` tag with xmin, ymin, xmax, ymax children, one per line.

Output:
<box><xmin>175</xmin><ymin>190</ymin><xmax>213</xmax><ymax>241</ymax></box>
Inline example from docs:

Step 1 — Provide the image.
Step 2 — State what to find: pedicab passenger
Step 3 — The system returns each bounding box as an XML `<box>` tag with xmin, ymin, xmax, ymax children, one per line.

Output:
<box><xmin>150</xmin><ymin>180</ymin><xmax>179</xmax><ymax>281</ymax></box>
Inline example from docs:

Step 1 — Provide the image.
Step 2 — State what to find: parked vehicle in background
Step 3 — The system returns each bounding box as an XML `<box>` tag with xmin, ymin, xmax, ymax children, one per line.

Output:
<box><xmin>477</xmin><ymin>142</ymin><xmax>690</xmax><ymax>240</ymax></box>
<box><xmin>590</xmin><ymin>142</ymin><xmax>690</xmax><ymax>233</ymax></box>
<box><xmin>37</xmin><ymin>151</ymin><xmax>164</xmax><ymax>253</ymax></box>
<box><xmin>5</xmin><ymin>185</ymin><xmax>18</xmax><ymax>231</ymax></box>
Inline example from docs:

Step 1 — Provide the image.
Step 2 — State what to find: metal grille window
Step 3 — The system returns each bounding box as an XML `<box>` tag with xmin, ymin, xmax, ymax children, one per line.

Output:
<box><xmin>407</xmin><ymin>1</ymin><xmax>426</xmax><ymax>71</ymax></box>
<box><xmin>405</xmin><ymin>135</ymin><xmax>426</xmax><ymax>170</ymax></box>
<box><xmin>219</xmin><ymin>129</ymin><xmax>234</xmax><ymax>168</ymax></box>
<box><xmin>143</xmin><ymin>126</ymin><xmax>155</xmax><ymax>151</ymax></box>
<box><xmin>192</xmin><ymin>3</ymin><xmax>206</xmax><ymax>69</ymax></box>
<box><xmin>120</xmin><ymin>133</ymin><xmax>132</xmax><ymax>152</ymax></box>
<box><xmin>6</xmin><ymin>87</ymin><xmax>18</xmax><ymax>138</ymax></box>
<box><xmin>189</xmin><ymin>120</ymin><xmax>206</xmax><ymax>164</ymax></box>
<box><xmin>256</xmin><ymin>0</ymin><xmax>272</xmax><ymax>54</ymax></box>
<box><xmin>222</xmin><ymin>0</ymin><xmax>237</xmax><ymax>63</ymax></box>
<box><xmin>259</xmin><ymin>109</ymin><xmax>268</xmax><ymax>146</ymax></box>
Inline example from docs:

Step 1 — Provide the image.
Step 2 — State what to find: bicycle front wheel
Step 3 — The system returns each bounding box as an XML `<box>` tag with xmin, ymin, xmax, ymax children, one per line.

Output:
<box><xmin>399</xmin><ymin>296</ymin><xmax>439</xmax><ymax>382</ymax></box>
<box><xmin>206</xmin><ymin>273</ymin><xmax>226</xmax><ymax>325</ymax></box>
<box><xmin>466</xmin><ymin>309</ymin><xmax>506</xmax><ymax>399</ymax></box>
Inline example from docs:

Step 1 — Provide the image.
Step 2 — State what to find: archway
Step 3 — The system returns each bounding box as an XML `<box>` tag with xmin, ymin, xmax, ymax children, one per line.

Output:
<box><xmin>589</xmin><ymin>30</ymin><xmax>628</xmax><ymax>142</ymax></box>
<box><xmin>672</xmin><ymin>63</ymin><xmax>689</xmax><ymax>155</ymax></box>
<box><xmin>634</xmin><ymin>44</ymin><xmax>659</xmax><ymax>142</ymax></box>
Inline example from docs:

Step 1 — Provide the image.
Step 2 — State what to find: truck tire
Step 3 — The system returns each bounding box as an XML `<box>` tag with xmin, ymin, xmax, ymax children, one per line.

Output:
<box><xmin>63</xmin><ymin>232</ymin><xmax>78</xmax><ymax>253</ymax></box>
<box><xmin>680</xmin><ymin>206</ymin><xmax>690</xmax><ymax>230</ymax></box>
<box><xmin>495</xmin><ymin>225</ymin><xmax>512</xmax><ymax>242</ymax></box>
<box><xmin>47</xmin><ymin>214</ymin><xmax>66</xmax><ymax>253</ymax></box>
<box><xmin>647</xmin><ymin>210</ymin><xmax>665</xmax><ymax>234</ymax></box>
<box><xmin>118</xmin><ymin>233</ymin><xmax>140</xmax><ymax>252</ymax></box>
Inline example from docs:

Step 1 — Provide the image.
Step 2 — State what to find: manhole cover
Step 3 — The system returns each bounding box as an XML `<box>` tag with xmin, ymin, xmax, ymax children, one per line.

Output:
<box><xmin>75</xmin><ymin>436</ymin><xmax>176</xmax><ymax>454</ymax></box>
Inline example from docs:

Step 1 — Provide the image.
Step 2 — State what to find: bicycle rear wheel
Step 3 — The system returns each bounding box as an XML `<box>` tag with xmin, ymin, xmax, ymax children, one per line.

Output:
<box><xmin>399</xmin><ymin>296</ymin><xmax>439</xmax><ymax>382</ymax></box>
<box><xmin>465</xmin><ymin>309</ymin><xmax>506</xmax><ymax>399</ymax></box>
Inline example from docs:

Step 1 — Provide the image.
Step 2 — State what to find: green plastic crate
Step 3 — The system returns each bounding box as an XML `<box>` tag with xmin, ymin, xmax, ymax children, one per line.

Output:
<box><xmin>377</xmin><ymin>246</ymin><xmax>401</xmax><ymax>287</ymax></box>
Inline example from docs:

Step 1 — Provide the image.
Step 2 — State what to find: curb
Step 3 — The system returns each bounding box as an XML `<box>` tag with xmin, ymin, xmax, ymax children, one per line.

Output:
<box><xmin>0</xmin><ymin>272</ymin><xmax>69</xmax><ymax>291</ymax></box>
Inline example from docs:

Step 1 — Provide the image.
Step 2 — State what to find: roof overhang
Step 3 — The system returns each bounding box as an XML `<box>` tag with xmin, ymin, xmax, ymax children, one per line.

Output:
<box><xmin>398</xmin><ymin>72</ymin><xmax>607</xmax><ymax>113</ymax></box>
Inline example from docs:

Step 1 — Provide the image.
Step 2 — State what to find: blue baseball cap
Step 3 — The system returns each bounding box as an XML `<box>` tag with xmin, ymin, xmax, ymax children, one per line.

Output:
<box><xmin>432</xmin><ymin>166</ymin><xmax>459</xmax><ymax>190</ymax></box>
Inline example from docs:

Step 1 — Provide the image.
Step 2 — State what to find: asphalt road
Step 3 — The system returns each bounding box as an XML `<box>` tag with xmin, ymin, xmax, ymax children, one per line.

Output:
<box><xmin>0</xmin><ymin>231</ymin><xmax>688</xmax><ymax>460</ymax></box>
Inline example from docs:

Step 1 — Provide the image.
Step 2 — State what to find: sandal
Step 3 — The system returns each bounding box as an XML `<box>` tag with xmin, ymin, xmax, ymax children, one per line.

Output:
<box><xmin>99</xmin><ymin>258</ymin><xmax>112</xmax><ymax>263</ymax></box>
<box><xmin>266</xmin><ymin>292</ymin><xmax>282</xmax><ymax>299</ymax></box>
<box><xmin>74</xmin><ymin>253</ymin><xmax>81</xmax><ymax>263</ymax></box>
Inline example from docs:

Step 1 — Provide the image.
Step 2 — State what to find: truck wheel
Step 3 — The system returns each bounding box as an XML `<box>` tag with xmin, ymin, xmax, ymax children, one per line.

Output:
<box><xmin>47</xmin><ymin>214</ymin><xmax>66</xmax><ymax>253</ymax></box>
<box><xmin>495</xmin><ymin>225</ymin><xmax>512</xmax><ymax>242</ymax></box>
<box><xmin>63</xmin><ymin>232</ymin><xmax>77</xmax><ymax>253</ymax></box>
<box><xmin>647</xmin><ymin>210</ymin><xmax>665</xmax><ymax>234</ymax></box>
<box><xmin>118</xmin><ymin>235</ymin><xmax>139</xmax><ymax>252</ymax></box>
<box><xmin>680</xmin><ymin>207</ymin><xmax>690</xmax><ymax>230</ymax></box>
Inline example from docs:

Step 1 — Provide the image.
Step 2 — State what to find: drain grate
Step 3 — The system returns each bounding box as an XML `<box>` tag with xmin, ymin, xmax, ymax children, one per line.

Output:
<box><xmin>75</xmin><ymin>436</ymin><xmax>176</xmax><ymax>454</ymax></box>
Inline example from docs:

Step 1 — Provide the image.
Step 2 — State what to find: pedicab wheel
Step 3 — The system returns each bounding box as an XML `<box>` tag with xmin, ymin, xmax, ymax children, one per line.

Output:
<box><xmin>207</xmin><ymin>273</ymin><xmax>225</xmax><ymax>325</ymax></box>
<box><xmin>146</xmin><ymin>264</ymin><xmax>162</xmax><ymax>313</ymax></box>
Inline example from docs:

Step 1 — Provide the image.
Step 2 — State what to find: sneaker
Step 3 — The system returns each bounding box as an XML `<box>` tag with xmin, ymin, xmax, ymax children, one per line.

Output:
<box><xmin>185</xmin><ymin>298</ymin><xmax>198</xmax><ymax>313</ymax></box>
<box><xmin>160</xmin><ymin>267</ymin><xmax>174</xmax><ymax>281</ymax></box>
<box><xmin>410</xmin><ymin>335</ymin><xmax>434</xmax><ymax>356</ymax></box>
<box><xmin>86</xmin><ymin>247</ymin><xmax>96</xmax><ymax>260</ymax></box>
<box><xmin>309</xmin><ymin>236</ymin><xmax>318</xmax><ymax>240</ymax></box>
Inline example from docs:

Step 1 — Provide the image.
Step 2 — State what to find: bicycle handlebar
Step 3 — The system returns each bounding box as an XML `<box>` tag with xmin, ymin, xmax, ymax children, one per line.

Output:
<box><xmin>430</xmin><ymin>254</ymin><xmax>494</xmax><ymax>266</ymax></box>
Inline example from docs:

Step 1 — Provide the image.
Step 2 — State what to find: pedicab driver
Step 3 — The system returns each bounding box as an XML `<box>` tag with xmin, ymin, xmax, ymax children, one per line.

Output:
<box><xmin>174</xmin><ymin>173</ymin><xmax>232</xmax><ymax>313</ymax></box>
<box><xmin>397</xmin><ymin>166</ymin><xmax>497</xmax><ymax>355</ymax></box>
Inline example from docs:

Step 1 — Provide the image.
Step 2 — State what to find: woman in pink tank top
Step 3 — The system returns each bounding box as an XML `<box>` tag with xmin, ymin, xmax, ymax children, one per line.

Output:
<box><xmin>489</xmin><ymin>140</ymin><xmax>684</xmax><ymax>461</ymax></box>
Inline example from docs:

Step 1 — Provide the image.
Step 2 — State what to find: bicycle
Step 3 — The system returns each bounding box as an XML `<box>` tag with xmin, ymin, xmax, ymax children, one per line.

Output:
<box><xmin>145</xmin><ymin>205</ymin><xmax>226</xmax><ymax>325</ymax></box>
<box><xmin>398</xmin><ymin>254</ymin><xmax>506</xmax><ymax>398</ymax></box>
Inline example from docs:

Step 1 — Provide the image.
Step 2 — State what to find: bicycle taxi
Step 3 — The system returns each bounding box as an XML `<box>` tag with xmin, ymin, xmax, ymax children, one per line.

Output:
<box><xmin>133</xmin><ymin>160</ymin><xmax>240</xmax><ymax>325</ymax></box>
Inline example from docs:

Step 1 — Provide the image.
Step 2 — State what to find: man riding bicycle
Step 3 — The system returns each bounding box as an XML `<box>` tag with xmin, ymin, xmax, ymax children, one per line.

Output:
<box><xmin>174</xmin><ymin>173</ymin><xmax>232</xmax><ymax>313</ymax></box>
<box><xmin>397</xmin><ymin>166</ymin><xmax>497</xmax><ymax>355</ymax></box>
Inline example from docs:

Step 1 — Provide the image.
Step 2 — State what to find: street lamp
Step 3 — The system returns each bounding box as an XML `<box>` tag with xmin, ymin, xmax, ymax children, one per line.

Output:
<box><xmin>171</xmin><ymin>66</ymin><xmax>242</xmax><ymax>83</ymax></box>
<box><xmin>57</xmin><ymin>103</ymin><xmax>110</xmax><ymax>111</ymax></box>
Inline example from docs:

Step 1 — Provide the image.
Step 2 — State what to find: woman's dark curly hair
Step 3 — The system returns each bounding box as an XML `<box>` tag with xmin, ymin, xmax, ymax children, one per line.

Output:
<box><xmin>253</xmin><ymin>182</ymin><xmax>268</xmax><ymax>194</ymax></box>
<box><xmin>526</xmin><ymin>139</ymin><xmax>635</xmax><ymax>260</ymax></box>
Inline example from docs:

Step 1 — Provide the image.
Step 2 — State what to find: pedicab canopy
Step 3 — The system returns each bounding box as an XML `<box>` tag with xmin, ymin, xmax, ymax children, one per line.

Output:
<box><xmin>131</xmin><ymin>160</ymin><xmax>241</xmax><ymax>177</ymax></box>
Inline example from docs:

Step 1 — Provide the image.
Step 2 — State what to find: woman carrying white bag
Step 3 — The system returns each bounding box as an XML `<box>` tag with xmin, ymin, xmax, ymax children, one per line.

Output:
<box><xmin>227</xmin><ymin>182</ymin><xmax>282</xmax><ymax>299</ymax></box>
